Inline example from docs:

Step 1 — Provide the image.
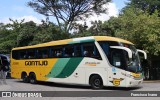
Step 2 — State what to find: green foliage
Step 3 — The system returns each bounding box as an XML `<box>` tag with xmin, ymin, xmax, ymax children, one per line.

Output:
<box><xmin>17</xmin><ymin>21</ymin><xmax>37</xmax><ymax>46</ymax></box>
<box><xmin>0</xmin><ymin>0</ymin><xmax>160</xmax><ymax>58</ymax></box>
<box><xmin>72</xmin><ymin>6</ymin><xmax>160</xmax><ymax>57</ymax></box>
<box><xmin>0</xmin><ymin>40</ymin><xmax>15</xmax><ymax>53</ymax></box>
<box><xmin>127</xmin><ymin>0</ymin><xmax>160</xmax><ymax>14</ymax></box>
<box><xmin>32</xmin><ymin>22</ymin><xmax>69</xmax><ymax>45</ymax></box>
<box><xmin>105</xmin><ymin>7</ymin><xmax>160</xmax><ymax>56</ymax></box>
<box><xmin>27</xmin><ymin>0</ymin><xmax>111</xmax><ymax>33</ymax></box>
<box><xmin>0</xmin><ymin>19</ymin><xmax>70</xmax><ymax>54</ymax></box>
<box><xmin>71</xmin><ymin>20</ymin><xmax>115</xmax><ymax>37</ymax></box>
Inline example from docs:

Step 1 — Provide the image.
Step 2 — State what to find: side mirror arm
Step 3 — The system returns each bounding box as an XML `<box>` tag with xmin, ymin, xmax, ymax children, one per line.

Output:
<box><xmin>110</xmin><ymin>46</ymin><xmax>132</xmax><ymax>59</ymax></box>
<box><xmin>137</xmin><ymin>49</ymin><xmax>147</xmax><ymax>59</ymax></box>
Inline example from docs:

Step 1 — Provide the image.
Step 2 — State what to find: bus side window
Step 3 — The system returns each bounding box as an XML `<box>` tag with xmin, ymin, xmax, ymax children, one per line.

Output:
<box><xmin>50</xmin><ymin>48</ymin><xmax>55</xmax><ymax>57</ymax></box>
<box><xmin>37</xmin><ymin>48</ymin><xmax>49</xmax><ymax>59</ymax></box>
<box><xmin>27</xmin><ymin>49</ymin><xmax>36</xmax><ymax>59</ymax></box>
<box><xmin>73</xmin><ymin>45</ymin><xmax>82</xmax><ymax>57</ymax></box>
<box><xmin>82</xmin><ymin>42</ymin><xmax>101</xmax><ymax>60</ymax></box>
<box><xmin>82</xmin><ymin>43</ymin><xmax>93</xmax><ymax>57</ymax></box>
<box><xmin>64</xmin><ymin>45</ymin><xmax>74</xmax><ymax>57</ymax></box>
<box><xmin>12</xmin><ymin>50</ymin><xmax>19</xmax><ymax>59</ymax></box>
<box><xmin>100</xmin><ymin>42</ymin><xmax>110</xmax><ymax>57</ymax></box>
<box><xmin>19</xmin><ymin>50</ymin><xmax>27</xmax><ymax>59</ymax></box>
<box><xmin>51</xmin><ymin>46</ymin><xmax>63</xmax><ymax>58</ymax></box>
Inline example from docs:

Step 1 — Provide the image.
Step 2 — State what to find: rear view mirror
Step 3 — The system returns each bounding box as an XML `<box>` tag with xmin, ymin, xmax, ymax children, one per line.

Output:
<box><xmin>110</xmin><ymin>46</ymin><xmax>132</xmax><ymax>59</ymax></box>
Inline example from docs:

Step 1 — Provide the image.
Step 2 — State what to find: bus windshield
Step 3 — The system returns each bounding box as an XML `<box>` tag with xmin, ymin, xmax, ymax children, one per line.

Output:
<box><xmin>99</xmin><ymin>41</ymin><xmax>141</xmax><ymax>73</ymax></box>
<box><xmin>123</xmin><ymin>44</ymin><xmax>141</xmax><ymax>73</ymax></box>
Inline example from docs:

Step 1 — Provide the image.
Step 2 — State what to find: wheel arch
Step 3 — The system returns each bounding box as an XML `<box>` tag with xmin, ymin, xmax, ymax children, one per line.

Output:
<box><xmin>88</xmin><ymin>73</ymin><xmax>104</xmax><ymax>85</ymax></box>
<box><xmin>21</xmin><ymin>71</ymin><xmax>27</xmax><ymax>78</ymax></box>
<box><xmin>29</xmin><ymin>72</ymin><xmax>36</xmax><ymax>76</ymax></box>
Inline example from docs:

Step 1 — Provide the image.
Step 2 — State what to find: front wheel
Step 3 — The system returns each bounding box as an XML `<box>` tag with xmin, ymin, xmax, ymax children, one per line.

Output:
<box><xmin>90</xmin><ymin>75</ymin><xmax>103</xmax><ymax>89</ymax></box>
<box><xmin>29</xmin><ymin>73</ymin><xmax>37</xmax><ymax>84</ymax></box>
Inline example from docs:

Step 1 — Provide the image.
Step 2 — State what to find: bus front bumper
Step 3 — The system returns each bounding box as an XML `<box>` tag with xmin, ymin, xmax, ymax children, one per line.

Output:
<box><xmin>126</xmin><ymin>79</ymin><xmax>143</xmax><ymax>87</ymax></box>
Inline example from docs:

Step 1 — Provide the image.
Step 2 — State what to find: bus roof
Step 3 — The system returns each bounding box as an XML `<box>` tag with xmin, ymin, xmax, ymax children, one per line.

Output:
<box><xmin>12</xmin><ymin>36</ymin><xmax>133</xmax><ymax>50</ymax></box>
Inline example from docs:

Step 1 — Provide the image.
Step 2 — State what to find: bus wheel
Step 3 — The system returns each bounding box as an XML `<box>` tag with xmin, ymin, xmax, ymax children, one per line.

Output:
<box><xmin>90</xmin><ymin>75</ymin><xmax>103</xmax><ymax>89</ymax></box>
<box><xmin>21</xmin><ymin>73</ymin><xmax>29</xmax><ymax>83</ymax></box>
<box><xmin>29</xmin><ymin>73</ymin><xmax>37</xmax><ymax>84</ymax></box>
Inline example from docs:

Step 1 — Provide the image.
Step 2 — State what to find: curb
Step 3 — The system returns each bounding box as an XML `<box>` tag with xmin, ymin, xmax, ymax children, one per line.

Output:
<box><xmin>143</xmin><ymin>80</ymin><xmax>160</xmax><ymax>83</ymax></box>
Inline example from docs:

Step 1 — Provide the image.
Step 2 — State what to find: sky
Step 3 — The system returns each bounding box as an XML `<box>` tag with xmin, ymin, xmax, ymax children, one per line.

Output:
<box><xmin>0</xmin><ymin>0</ymin><xmax>128</xmax><ymax>25</ymax></box>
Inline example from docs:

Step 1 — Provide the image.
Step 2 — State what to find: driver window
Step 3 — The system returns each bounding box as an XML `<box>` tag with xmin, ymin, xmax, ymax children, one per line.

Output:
<box><xmin>112</xmin><ymin>51</ymin><xmax>121</xmax><ymax>67</ymax></box>
<box><xmin>113</xmin><ymin>54</ymin><xmax>121</xmax><ymax>67</ymax></box>
<box><xmin>110</xmin><ymin>49</ymin><xmax>126</xmax><ymax>69</ymax></box>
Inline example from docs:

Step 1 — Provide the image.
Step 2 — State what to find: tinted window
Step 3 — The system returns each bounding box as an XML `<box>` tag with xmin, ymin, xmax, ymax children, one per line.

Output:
<box><xmin>64</xmin><ymin>45</ymin><xmax>74</xmax><ymax>57</ymax></box>
<box><xmin>50</xmin><ymin>46</ymin><xmax>63</xmax><ymax>58</ymax></box>
<box><xmin>27</xmin><ymin>49</ymin><xmax>36</xmax><ymax>59</ymax></box>
<box><xmin>100</xmin><ymin>42</ymin><xmax>110</xmax><ymax>57</ymax></box>
<box><xmin>12</xmin><ymin>42</ymin><xmax>101</xmax><ymax>60</ymax></box>
<box><xmin>99</xmin><ymin>41</ymin><xmax>127</xmax><ymax>70</ymax></box>
<box><xmin>110</xmin><ymin>49</ymin><xmax>127</xmax><ymax>69</ymax></box>
<box><xmin>37</xmin><ymin>48</ymin><xmax>49</xmax><ymax>59</ymax></box>
<box><xmin>108</xmin><ymin>41</ymin><xmax>120</xmax><ymax>46</ymax></box>
<box><xmin>12</xmin><ymin>50</ymin><xmax>19</xmax><ymax>59</ymax></box>
<box><xmin>82</xmin><ymin>42</ymin><xmax>101</xmax><ymax>60</ymax></box>
<box><xmin>73</xmin><ymin>44</ymin><xmax>82</xmax><ymax>57</ymax></box>
<box><xmin>19</xmin><ymin>50</ymin><xmax>27</xmax><ymax>59</ymax></box>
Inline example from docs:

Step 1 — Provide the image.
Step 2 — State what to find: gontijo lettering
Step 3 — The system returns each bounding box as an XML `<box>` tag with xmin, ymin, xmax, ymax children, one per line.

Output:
<box><xmin>25</xmin><ymin>61</ymin><xmax>48</xmax><ymax>66</ymax></box>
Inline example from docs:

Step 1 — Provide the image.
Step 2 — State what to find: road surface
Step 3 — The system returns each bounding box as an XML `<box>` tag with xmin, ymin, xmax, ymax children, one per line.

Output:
<box><xmin>0</xmin><ymin>79</ymin><xmax>160</xmax><ymax>100</ymax></box>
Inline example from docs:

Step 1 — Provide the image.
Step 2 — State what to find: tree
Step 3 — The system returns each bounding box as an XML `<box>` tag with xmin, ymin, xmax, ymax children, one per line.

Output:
<box><xmin>71</xmin><ymin>20</ymin><xmax>116</xmax><ymax>37</ymax></box>
<box><xmin>16</xmin><ymin>21</ymin><xmax>38</xmax><ymax>46</ymax></box>
<box><xmin>27</xmin><ymin>0</ymin><xmax>111</xmax><ymax>33</ymax></box>
<box><xmin>0</xmin><ymin>24</ymin><xmax>14</xmax><ymax>53</ymax></box>
<box><xmin>126</xmin><ymin>0</ymin><xmax>160</xmax><ymax>14</ymax></box>
<box><xmin>106</xmin><ymin>7</ymin><xmax>160</xmax><ymax>56</ymax></box>
<box><xmin>0</xmin><ymin>18</ymin><xmax>70</xmax><ymax>54</ymax></box>
<box><xmin>6</xmin><ymin>19</ymin><xmax>25</xmax><ymax>46</ymax></box>
<box><xmin>31</xmin><ymin>21</ymin><xmax>69</xmax><ymax>45</ymax></box>
<box><xmin>101</xmin><ymin>7</ymin><xmax>160</xmax><ymax>79</ymax></box>
<box><xmin>0</xmin><ymin>19</ymin><xmax>25</xmax><ymax>53</ymax></box>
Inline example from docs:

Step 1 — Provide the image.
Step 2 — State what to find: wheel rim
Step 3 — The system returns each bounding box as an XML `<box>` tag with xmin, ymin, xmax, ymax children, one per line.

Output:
<box><xmin>24</xmin><ymin>76</ymin><xmax>26</xmax><ymax>81</ymax></box>
<box><xmin>94</xmin><ymin>79</ymin><xmax>101</xmax><ymax>87</ymax></box>
<box><xmin>30</xmin><ymin>74</ymin><xmax>36</xmax><ymax>83</ymax></box>
<box><xmin>22</xmin><ymin>74</ymin><xmax>27</xmax><ymax>82</ymax></box>
<box><xmin>30</xmin><ymin>79</ymin><xmax>35</xmax><ymax>83</ymax></box>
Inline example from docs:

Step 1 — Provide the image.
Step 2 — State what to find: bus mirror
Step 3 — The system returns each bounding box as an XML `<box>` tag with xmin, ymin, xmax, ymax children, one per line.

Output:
<box><xmin>110</xmin><ymin>46</ymin><xmax>132</xmax><ymax>59</ymax></box>
<box><xmin>137</xmin><ymin>49</ymin><xmax>147</xmax><ymax>59</ymax></box>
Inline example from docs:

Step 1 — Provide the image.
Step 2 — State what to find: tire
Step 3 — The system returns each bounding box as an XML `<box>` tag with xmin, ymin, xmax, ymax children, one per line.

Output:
<box><xmin>29</xmin><ymin>73</ymin><xmax>37</xmax><ymax>84</ymax></box>
<box><xmin>90</xmin><ymin>75</ymin><xmax>103</xmax><ymax>89</ymax></box>
<box><xmin>21</xmin><ymin>73</ymin><xmax>29</xmax><ymax>83</ymax></box>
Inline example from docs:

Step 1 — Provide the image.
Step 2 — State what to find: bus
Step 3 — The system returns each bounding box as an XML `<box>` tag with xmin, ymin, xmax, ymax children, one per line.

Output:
<box><xmin>11</xmin><ymin>36</ymin><xmax>147</xmax><ymax>89</ymax></box>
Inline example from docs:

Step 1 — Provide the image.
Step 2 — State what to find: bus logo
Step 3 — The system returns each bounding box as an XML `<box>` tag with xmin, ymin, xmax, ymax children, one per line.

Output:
<box><xmin>110</xmin><ymin>78</ymin><xmax>124</xmax><ymax>86</ymax></box>
<box><xmin>85</xmin><ymin>62</ymin><xmax>100</xmax><ymax>66</ymax></box>
<box><xmin>131</xmin><ymin>73</ymin><xmax>141</xmax><ymax>78</ymax></box>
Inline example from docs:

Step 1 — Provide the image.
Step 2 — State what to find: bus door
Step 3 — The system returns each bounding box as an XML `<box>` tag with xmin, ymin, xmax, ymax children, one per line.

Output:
<box><xmin>107</xmin><ymin>49</ymin><xmax>127</xmax><ymax>87</ymax></box>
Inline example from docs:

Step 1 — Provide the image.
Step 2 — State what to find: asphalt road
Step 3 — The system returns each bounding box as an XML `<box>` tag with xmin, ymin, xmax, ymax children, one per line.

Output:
<box><xmin>0</xmin><ymin>79</ymin><xmax>160</xmax><ymax>100</ymax></box>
